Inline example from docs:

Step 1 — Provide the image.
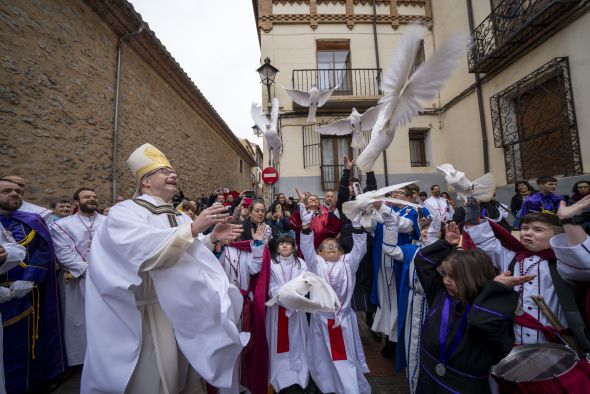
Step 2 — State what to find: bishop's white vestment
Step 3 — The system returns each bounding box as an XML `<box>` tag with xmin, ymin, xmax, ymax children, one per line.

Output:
<box><xmin>300</xmin><ymin>230</ymin><xmax>371</xmax><ymax>394</ymax></box>
<box><xmin>81</xmin><ymin>195</ymin><xmax>249</xmax><ymax>394</ymax></box>
<box><xmin>51</xmin><ymin>212</ymin><xmax>105</xmax><ymax>366</ymax></box>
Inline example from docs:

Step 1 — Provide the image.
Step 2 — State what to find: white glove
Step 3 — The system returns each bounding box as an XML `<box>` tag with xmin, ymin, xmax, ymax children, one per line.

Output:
<box><xmin>351</xmin><ymin>212</ymin><xmax>363</xmax><ymax>229</ymax></box>
<box><xmin>10</xmin><ymin>280</ymin><xmax>34</xmax><ymax>299</ymax></box>
<box><xmin>381</xmin><ymin>210</ymin><xmax>400</xmax><ymax>228</ymax></box>
<box><xmin>299</xmin><ymin>203</ymin><xmax>313</xmax><ymax>226</ymax></box>
<box><xmin>0</xmin><ymin>287</ymin><xmax>13</xmax><ymax>303</ymax></box>
<box><xmin>0</xmin><ymin>242</ymin><xmax>26</xmax><ymax>275</ymax></box>
<box><xmin>382</xmin><ymin>216</ymin><xmax>400</xmax><ymax>246</ymax></box>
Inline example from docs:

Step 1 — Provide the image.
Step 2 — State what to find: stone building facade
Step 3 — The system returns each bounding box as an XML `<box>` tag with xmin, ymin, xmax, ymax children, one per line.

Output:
<box><xmin>0</xmin><ymin>0</ymin><xmax>255</xmax><ymax>207</ymax></box>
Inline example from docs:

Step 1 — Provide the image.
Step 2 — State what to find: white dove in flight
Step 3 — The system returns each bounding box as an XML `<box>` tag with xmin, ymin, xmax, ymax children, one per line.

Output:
<box><xmin>284</xmin><ymin>84</ymin><xmax>339</xmax><ymax>124</ymax></box>
<box><xmin>342</xmin><ymin>180</ymin><xmax>421</xmax><ymax>228</ymax></box>
<box><xmin>316</xmin><ymin>106</ymin><xmax>380</xmax><ymax>149</ymax></box>
<box><xmin>356</xmin><ymin>24</ymin><xmax>466</xmax><ymax>172</ymax></box>
<box><xmin>251</xmin><ymin>97</ymin><xmax>282</xmax><ymax>163</ymax></box>
<box><xmin>266</xmin><ymin>271</ymin><xmax>340</xmax><ymax>315</ymax></box>
<box><xmin>436</xmin><ymin>163</ymin><xmax>496</xmax><ymax>202</ymax></box>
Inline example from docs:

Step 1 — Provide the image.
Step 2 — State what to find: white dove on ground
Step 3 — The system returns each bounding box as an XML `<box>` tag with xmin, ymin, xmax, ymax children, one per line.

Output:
<box><xmin>342</xmin><ymin>180</ymin><xmax>421</xmax><ymax>228</ymax></box>
<box><xmin>284</xmin><ymin>84</ymin><xmax>339</xmax><ymax>124</ymax></box>
<box><xmin>356</xmin><ymin>24</ymin><xmax>467</xmax><ymax>172</ymax></box>
<box><xmin>316</xmin><ymin>106</ymin><xmax>380</xmax><ymax>149</ymax></box>
<box><xmin>266</xmin><ymin>271</ymin><xmax>340</xmax><ymax>314</ymax></box>
<box><xmin>436</xmin><ymin>163</ymin><xmax>496</xmax><ymax>202</ymax></box>
<box><xmin>251</xmin><ymin>97</ymin><xmax>282</xmax><ymax>163</ymax></box>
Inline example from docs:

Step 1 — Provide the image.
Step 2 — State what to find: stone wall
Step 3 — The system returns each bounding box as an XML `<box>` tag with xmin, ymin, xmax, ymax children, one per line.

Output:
<box><xmin>0</xmin><ymin>0</ymin><xmax>253</xmax><ymax>208</ymax></box>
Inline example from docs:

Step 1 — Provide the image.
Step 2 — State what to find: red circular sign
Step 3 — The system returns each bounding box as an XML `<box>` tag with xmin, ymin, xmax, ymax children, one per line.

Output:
<box><xmin>261</xmin><ymin>167</ymin><xmax>279</xmax><ymax>185</ymax></box>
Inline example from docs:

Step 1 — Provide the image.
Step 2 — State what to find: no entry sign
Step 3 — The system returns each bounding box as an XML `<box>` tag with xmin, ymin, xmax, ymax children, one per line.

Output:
<box><xmin>261</xmin><ymin>167</ymin><xmax>279</xmax><ymax>184</ymax></box>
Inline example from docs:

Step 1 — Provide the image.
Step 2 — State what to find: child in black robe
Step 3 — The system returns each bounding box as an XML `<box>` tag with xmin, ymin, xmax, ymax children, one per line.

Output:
<box><xmin>415</xmin><ymin>222</ymin><xmax>534</xmax><ymax>393</ymax></box>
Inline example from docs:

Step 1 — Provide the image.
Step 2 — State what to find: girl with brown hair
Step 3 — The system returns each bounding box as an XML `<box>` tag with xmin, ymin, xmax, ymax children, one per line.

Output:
<box><xmin>414</xmin><ymin>222</ymin><xmax>533</xmax><ymax>393</ymax></box>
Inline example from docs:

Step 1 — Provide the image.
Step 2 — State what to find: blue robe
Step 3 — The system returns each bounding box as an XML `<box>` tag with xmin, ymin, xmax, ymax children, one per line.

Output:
<box><xmin>0</xmin><ymin>211</ymin><xmax>66</xmax><ymax>393</ymax></box>
<box><xmin>394</xmin><ymin>244</ymin><xmax>420</xmax><ymax>371</ymax></box>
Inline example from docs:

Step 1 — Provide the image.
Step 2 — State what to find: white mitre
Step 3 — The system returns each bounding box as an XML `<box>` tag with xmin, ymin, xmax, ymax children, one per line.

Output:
<box><xmin>127</xmin><ymin>143</ymin><xmax>172</xmax><ymax>180</ymax></box>
<box><xmin>127</xmin><ymin>143</ymin><xmax>173</xmax><ymax>197</ymax></box>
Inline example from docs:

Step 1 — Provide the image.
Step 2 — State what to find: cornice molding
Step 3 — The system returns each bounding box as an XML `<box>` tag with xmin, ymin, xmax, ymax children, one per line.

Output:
<box><xmin>268</xmin><ymin>13</ymin><xmax>431</xmax><ymax>27</ymax></box>
<box><xmin>259</xmin><ymin>0</ymin><xmax>432</xmax><ymax>31</ymax></box>
<box><xmin>83</xmin><ymin>0</ymin><xmax>256</xmax><ymax>166</ymax></box>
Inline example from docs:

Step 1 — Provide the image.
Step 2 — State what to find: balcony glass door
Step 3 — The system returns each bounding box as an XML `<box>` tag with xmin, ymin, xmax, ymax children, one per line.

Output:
<box><xmin>317</xmin><ymin>40</ymin><xmax>352</xmax><ymax>95</ymax></box>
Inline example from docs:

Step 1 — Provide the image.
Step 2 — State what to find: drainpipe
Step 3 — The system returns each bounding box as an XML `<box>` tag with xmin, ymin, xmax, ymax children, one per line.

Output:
<box><xmin>466</xmin><ymin>0</ymin><xmax>490</xmax><ymax>173</ymax></box>
<box><xmin>372</xmin><ymin>0</ymin><xmax>389</xmax><ymax>185</ymax></box>
<box><xmin>112</xmin><ymin>26</ymin><xmax>144</xmax><ymax>203</ymax></box>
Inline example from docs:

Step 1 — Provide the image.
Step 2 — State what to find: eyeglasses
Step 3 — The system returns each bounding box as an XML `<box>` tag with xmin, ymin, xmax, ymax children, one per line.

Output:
<box><xmin>322</xmin><ymin>242</ymin><xmax>339</xmax><ymax>250</ymax></box>
<box><xmin>156</xmin><ymin>168</ymin><xmax>177</xmax><ymax>176</ymax></box>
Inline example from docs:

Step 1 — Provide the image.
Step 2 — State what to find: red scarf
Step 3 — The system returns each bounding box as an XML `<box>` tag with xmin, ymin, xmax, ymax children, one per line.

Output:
<box><xmin>225</xmin><ymin>241</ymin><xmax>271</xmax><ymax>394</ymax></box>
<box><xmin>462</xmin><ymin>220</ymin><xmax>556</xmax><ymax>262</ymax></box>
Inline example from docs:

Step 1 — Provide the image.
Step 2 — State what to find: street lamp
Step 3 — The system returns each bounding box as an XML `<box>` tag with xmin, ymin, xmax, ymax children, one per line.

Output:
<box><xmin>252</xmin><ymin>124</ymin><xmax>263</xmax><ymax>137</ymax></box>
<box><xmin>256</xmin><ymin>57</ymin><xmax>279</xmax><ymax>104</ymax></box>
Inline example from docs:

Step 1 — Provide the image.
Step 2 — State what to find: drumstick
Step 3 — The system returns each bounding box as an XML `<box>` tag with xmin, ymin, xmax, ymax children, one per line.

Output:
<box><xmin>530</xmin><ymin>295</ymin><xmax>578</xmax><ymax>351</ymax></box>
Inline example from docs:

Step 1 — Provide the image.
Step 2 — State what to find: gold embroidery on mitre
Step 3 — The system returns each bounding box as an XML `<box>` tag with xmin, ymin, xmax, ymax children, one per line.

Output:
<box><xmin>135</xmin><ymin>145</ymin><xmax>172</xmax><ymax>179</ymax></box>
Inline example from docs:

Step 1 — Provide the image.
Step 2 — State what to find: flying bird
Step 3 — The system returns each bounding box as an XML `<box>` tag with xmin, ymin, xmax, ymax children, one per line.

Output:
<box><xmin>356</xmin><ymin>25</ymin><xmax>466</xmax><ymax>172</ymax></box>
<box><xmin>436</xmin><ymin>163</ymin><xmax>496</xmax><ymax>202</ymax></box>
<box><xmin>266</xmin><ymin>271</ymin><xmax>340</xmax><ymax>315</ymax></box>
<box><xmin>251</xmin><ymin>98</ymin><xmax>282</xmax><ymax>163</ymax></box>
<box><xmin>342</xmin><ymin>180</ymin><xmax>421</xmax><ymax>228</ymax></box>
<box><xmin>284</xmin><ymin>84</ymin><xmax>339</xmax><ymax>124</ymax></box>
<box><xmin>316</xmin><ymin>106</ymin><xmax>380</xmax><ymax>149</ymax></box>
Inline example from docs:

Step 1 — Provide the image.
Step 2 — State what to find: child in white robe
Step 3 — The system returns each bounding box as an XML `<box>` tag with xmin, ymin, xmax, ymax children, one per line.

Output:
<box><xmin>266</xmin><ymin>235</ymin><xmax>310</xmax><ymax>393</ymax></box>
<box><xmin>299</xmin><ymin>203</ymin><xmax>371</xmax><ymax>394</ymax></box>
<box><xmin>217</xmin><ymin>224</ymin><xmax>266</xmax><ymax>394</ymax></box>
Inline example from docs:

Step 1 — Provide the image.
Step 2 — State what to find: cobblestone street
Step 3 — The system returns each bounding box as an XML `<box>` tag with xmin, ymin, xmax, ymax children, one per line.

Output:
<box><xmin>54</xmin><ymin>313</ymin><xmax>409</xmax><ymax>393</ymax></box>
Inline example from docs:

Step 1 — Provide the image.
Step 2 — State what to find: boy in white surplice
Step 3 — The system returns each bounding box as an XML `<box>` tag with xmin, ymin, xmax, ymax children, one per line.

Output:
<box><xmin>299</xmin><ymin>203</ymin><xmax>371</xmax><ymax>394</ymax></box>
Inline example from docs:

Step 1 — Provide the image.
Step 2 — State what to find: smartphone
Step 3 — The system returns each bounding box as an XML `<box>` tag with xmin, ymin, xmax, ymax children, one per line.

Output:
<box><xmin>244</xmin><ymin>190</ymin><xmax>255</xmax><ymax>199</ymax></box>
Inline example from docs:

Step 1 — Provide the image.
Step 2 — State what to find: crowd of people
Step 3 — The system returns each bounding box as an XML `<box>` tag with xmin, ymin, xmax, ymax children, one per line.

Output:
<box><xmin>0</xmin><ymin>144</ymin><xmax>589</xmax><ymax>394</ymax></box>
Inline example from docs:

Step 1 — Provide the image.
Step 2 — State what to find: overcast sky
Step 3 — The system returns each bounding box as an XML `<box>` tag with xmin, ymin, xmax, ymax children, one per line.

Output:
<box><xmin>128</xmin><ymin>1</ymin><xmax>262</xmax><ymax>144</ymax></box>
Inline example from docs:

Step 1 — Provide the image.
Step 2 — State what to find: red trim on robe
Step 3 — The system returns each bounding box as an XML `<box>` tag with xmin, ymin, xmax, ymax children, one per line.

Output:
<box><xmin>327</xmin><ymin>319</ymin><xmax>347</xmax><ymax>361</ymax></box>
<box><xmin>277</xmin><ymin>306</ymin><xmax>289</xmax><ymax>353</ymax></box>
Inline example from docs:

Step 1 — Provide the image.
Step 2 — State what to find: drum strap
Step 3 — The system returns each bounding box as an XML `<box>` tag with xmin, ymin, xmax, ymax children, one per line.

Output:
<box><xmin>509</xmin><ymin>256</ymin><xmax>590</xmax><ymax>354</ymax></box>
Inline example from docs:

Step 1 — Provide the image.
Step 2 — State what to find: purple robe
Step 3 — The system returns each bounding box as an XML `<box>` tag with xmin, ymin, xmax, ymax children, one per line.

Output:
<box><xmin>0</xmin><ymin>210</ymin><xmax>66</xmax><ymax>392</ymax></box>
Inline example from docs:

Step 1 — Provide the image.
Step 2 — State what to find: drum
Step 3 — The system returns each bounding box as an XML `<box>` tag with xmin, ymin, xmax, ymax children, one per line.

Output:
<box><xmin>491</xmin><ymin>343</ymin><xmax>590</xmax><ymax>394</ymax></box>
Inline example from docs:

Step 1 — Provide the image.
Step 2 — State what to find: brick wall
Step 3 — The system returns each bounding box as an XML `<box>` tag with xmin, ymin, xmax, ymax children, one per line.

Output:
<box><xmin>0</xmin><ymin>0</ymin><xmax>252</xmax><ymax>208</ymax></box>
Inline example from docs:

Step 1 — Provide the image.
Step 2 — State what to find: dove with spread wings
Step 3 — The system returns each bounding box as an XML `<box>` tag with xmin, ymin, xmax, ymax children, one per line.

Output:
<box><xmin>284</xmin><ymin>84</ymin><xmax>339</xmax><ymax>124</ymax></box>
<box><xmin>342</xmin><ymin>180</ymin><xmax>421</xmax><ymax>228</ymax></box>
<box><xmin>251</xmin><ymin>98</ymin><xmax>282</xmax><ymax>164</ymax></box>
<box><xmin>316</xmin><ymin>106</ymin><xmax>380</xmax><ymax>149</ymax></box>
<box><xmin>266</xmin><ymin>271</ymin><xmax>340</xmax><ymax>315</ymax></box>
<box><xmin>355</xmin><ymin>25</ymin><xmax>466</xmax><ymax>172</ymax></box>
<box><xmin>436</xmin><ymin>163</ymin><xmax>496</xmax><ymax>202</ymax></box>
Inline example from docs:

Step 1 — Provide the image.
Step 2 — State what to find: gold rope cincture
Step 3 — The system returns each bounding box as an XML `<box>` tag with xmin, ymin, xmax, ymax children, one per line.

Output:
<box><xmin>30</xmin><ymin>285</ymin><xmax>40</xmax><ymax>359</ymax></box>
<box><xmin>15</xmin><ymin>228</ymin><xmax>36</xmax><ymax>268</ymax></box>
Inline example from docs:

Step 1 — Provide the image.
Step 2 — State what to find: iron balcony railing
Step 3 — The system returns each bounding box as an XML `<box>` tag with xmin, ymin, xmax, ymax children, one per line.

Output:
<box><xmin>320</xmin><ymin>164</ymin><xmax>363</xmax><ymax>191</ymax></box>
<box><xmin>467</xmin><ymin>0</ymin><xmax>590</xmax><ymax>74</ymax></box>
<box><xmin>292</xmin><ymin>68</ymin><xmax>382</xmax><ymax>97</ymax></box>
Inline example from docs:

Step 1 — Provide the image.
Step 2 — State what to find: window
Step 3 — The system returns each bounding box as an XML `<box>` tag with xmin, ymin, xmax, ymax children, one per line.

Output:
<box><xmin>302</xmin><ymin>125</ymin><xmax>321</xmax><ymax>168</ymax></box>
<box><xmin>316</xmin><ymin>40</ymin><xmax>352</xmax><ymax>95</ymax></box>
<box><xmin>239</xmin><ymin>159</ymin><xmax>243</xmax><ymax>174</ymax></box>
<box><xmin>321</xmin><ymin>135</ymin><xmax>352</xmax><ymax>191</ymax></box>
<box><xmin>409</xmin><ymin>129</ymin><xmax>429</xmax><ymax>167</ymax></box>
<box><xmin>490</xmin><ymin>57</ymin><xmax>582</xmax><ymax>183</ymax></box>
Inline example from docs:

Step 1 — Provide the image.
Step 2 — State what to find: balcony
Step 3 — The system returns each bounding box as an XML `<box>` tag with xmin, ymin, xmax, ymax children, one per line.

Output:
<box><xmin>291</xmin><ymin>68</ymin><xmax>381</xmax><ymax>111</ymax></box>
<box><xmin>467</xmin><ymin>0</ymin><xmax>590</xmax><ymax>74</ymax></box>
